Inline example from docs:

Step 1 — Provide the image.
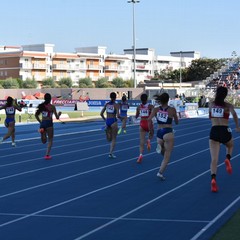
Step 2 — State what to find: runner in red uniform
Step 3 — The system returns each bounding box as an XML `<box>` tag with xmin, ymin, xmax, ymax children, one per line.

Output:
<box><xmin>135</xmin><ymin>93</ymin><xmax>154</xmax><ymax>163</ymax></box>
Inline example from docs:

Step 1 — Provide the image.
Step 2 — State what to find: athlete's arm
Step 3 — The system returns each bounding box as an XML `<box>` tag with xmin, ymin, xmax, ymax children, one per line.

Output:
<box><xmin>148</xmin><ymin>107</ymin><xmax>157</xmax><ymax>121</ymax></box>
<box><xmin>35</xmin><ymin>111</ymin><xmax>41</xmax><ymax>123</ymax></box>
<box><xmin>229</xmin><ymin>103</ymin><xmax>240</xmax><ymax>130</ymax></box>
<box><xmin>115</xmin><ymin>103</ymin><xmax>120</xmax><ymax>119</ymax></box>
<box><xmin>100</xmin><ymin>104</ymin><xmax>107</xmax><ymax>121</ymax></box>
<box><xmin>52</xmin><ymin>105</ymin><xmax>61</xmax><ymax>119</ymax></box>
<box><xmin>172</xmin><ymin>107</ymin><xmax>179</xmax><ymax>125</ymax></box>
<box><xmin>135</xmin><ymin>106</ymin><xmax>140</xmax><ymax>119</ymax></box>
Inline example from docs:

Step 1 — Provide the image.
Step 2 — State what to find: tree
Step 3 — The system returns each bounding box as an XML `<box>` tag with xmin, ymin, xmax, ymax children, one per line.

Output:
<box><xmin>58</xmin><ymin>77</ymin><xmax>72</xmax><ymax>88</ymax></box>
<box><xmin>1</xmin><ymin>78</ymin><xmax>19</xmax><ymax>89</ymax></box>
<box><xmin>186</xmin><ymin>58</ymin><xmax>224</xmax><ymax>82</ymax></box>
<box><xmin>78</xmin><ymin>77</ymin><xmax>93</xmax><ymax>88</ymax></box>
<box><xmin>22</xmin><ymin>78</ymin><xmax>38</xmax><ymax>88</ymax></box>
<box><xmin>42</xmin><ymin>77</ymin><xmax>55</xmax><ymax>88</ymax></box>
<box><xmin>17</xmin><ymin>78</ymin><xmax>24</xmax><ymax>88</ymax></box>
<box><xmin>112</xmin><ymin>77</ymin><xmax>126</xmax><ymax>88</ymax></box>
<box><xmin>95</xmin><ymin>78</ymin><xmax>114</xmax><ymax>88</ymax></box>
<box><xmin>124</xmin><ymin>79</ymin><xmax>134</xmax><ymax>87</ymax></box>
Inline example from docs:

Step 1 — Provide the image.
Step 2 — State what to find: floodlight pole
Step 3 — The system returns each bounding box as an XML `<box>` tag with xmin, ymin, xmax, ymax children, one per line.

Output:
<box><xmin>179</xmin><ymin>51</ymin><xmax>182</xmax><ymax>89</ymax></box>
<box><xmin>128</xmin><ymin>0</ymin><xmax>139</xmax><ymax>88</ymax></box>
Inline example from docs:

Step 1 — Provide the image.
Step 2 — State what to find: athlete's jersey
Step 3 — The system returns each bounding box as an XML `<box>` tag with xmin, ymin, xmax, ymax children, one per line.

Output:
<box><xmin>119</xmin><ymin>102</ymin><xmax>129</xmax><ymax>117</ymax></box>
<box><xmin>156</xmin><ymin>106</ymin><xmax>173</xmax><ymax>124</ymax></box>
<box><xmin>139</xmin><ymin>103</ymin><xmax>151</xmax><ymax>119</ymax></box>
<box><xmin>5</xmin><ymin>106</ymin><xmax>15</xmax><ymax>116</ymax></box>
<box><xmin>209</xmin><ymin>105</ymin><xmax>229</xmax><ymax>119</ymax></box>
<box><xmin>106</xmin><ymin>101</ymin><xmax>116</xmax><ymax>114</ymax></box>
<box><xmin>42</xmin><ymin>104</ymin><xmax>53</xmax><ymax>118</ymax></box>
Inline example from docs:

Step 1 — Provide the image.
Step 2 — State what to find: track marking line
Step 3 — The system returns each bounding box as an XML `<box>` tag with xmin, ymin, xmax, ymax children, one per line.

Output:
<box><xmin>0</xmin><ymin>212</ymin><xmax>210</xmax><ymax>223</ymax></box>
<box><xmin>190</xmin><ymin>195</ymin><xmax>240</xmax><ymax>240</ymax></box>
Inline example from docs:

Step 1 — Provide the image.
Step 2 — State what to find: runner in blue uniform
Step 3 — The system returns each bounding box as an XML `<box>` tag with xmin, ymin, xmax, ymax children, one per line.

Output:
<box><xmin>148</xmin><ymin>93</ymin><xmax>178</xmax><ymax>180</ymax></box>
<box><xmin>0</xmin><ymin>97</ymin><xmax>22</xmax><ymax>146</ymax></box>
<box><xmin>100</xmin><ymin>92</ymin><xmax>119</xmax><ymax>158</ymax></box>
<box><xmin>118</xmin><ymin>95</ymin><xmax>129</xmax><ymax>134</ymax></box>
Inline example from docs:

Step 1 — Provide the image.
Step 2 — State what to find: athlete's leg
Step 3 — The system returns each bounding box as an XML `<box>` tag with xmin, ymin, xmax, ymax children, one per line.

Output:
<box><xmin>224</xmin><ymin>138</ymin><xmax>234</xmax><ymax>174</ymax></box>
<box><xmin>45</xmin><ymin>126</ymin><xmax>54</xmax><ymax>156</ymax></box>
<box><xmin>3</xmin><ymin>121</ymin><xmax>15</xmax><ymax>141</ymax></box>
<box><xmin>209</xmin><ymin>139</ymin><xmax>220</xmax><ymax>175</ymax></box>
<box><xmin>159</xmin><ymin>133</ymin><xmax>174</xmax><ymax>174</ymax></box>
<box><xmin>109</xmin><ymin>122</ymin><xmax>118</xmax><ymax>155</ymax></box>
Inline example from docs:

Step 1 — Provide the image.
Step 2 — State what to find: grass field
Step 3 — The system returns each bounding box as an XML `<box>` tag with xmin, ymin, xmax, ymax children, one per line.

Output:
<box><xmin>211</xmin><ymin>209</ymin><xmax>240</xmax><ymax>240</ymax></box>
<box><xmin>0</xmin><ymin>111</ymin><xmax>100</xmax><ymax>124</ymax></box>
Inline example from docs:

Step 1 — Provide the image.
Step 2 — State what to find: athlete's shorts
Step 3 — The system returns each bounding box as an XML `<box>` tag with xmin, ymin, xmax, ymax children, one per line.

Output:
<box><xmin>210</xmin><ymin>126</ymin><xmax>232</xmax><ymax>144</ymax></box>
<box><xmin>120</xmin><ymin>112</ymin><xmax>128</xmax><ymax>118</ymax></box>
<box><xmin>106</xmin><ymin>118</ymin><xmax>117</xmax><ymax>127</ymax></box>
<box><xmin>157</xmin><ymin>128</ymin><xmax>173</xmax><ymax>139</ymax></box>
<box><xmin>40</xmin><ymin>120</ymin><xmax>53</xmax><ymax>130</ymax></box>
<box><xmin>4</xmin><ymin>118</ymin><xmax>15</xmax><ymax>128</ymax></box>
<box><xmin>140</xmin><ymin>120</ymin><xmax>150</xmax><ymax>132</ymax></box>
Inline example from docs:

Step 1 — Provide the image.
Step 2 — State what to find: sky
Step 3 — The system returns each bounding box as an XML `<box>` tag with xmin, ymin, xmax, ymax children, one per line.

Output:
<box><xmin>2</xmin><ymin>0</ymin><xmax>240</xmax><ymax>59</ymax></box>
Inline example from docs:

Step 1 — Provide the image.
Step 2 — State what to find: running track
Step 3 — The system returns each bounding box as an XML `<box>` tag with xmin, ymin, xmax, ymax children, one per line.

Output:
<box><xmin>0</xmin><ymin>117</ymin><xmax>239</xmax><ymax>240</ymax></box>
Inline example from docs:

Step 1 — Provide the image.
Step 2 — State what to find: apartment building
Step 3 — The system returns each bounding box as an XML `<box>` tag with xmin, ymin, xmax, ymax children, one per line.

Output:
<box><xmin>0</xmin><ymin>43</ymin><xmax>200</xmax><ymax>87</ymax></box>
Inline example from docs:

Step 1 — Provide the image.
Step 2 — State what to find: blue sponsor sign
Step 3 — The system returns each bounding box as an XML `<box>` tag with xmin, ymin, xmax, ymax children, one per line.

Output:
<box><xmin>86</xmin><ymin>100</ymin><xmax>150</xmax><ymax>107</ymax></box>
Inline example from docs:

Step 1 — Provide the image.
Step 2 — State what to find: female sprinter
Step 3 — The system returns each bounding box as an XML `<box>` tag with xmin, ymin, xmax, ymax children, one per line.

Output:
<box><xmin>0</xmin><ymin>97</ymin><xmax>22</xmax><ymax>146</ymax></box>
<box><xmin>209</xmin><ymin>86</ymin><xmax>240</xmax><ymax>192</ymax></box>
<box><xmin>35</xmin><ymin>93</ymin><xmax>61</xmax><ymax>160</ymax></box>
<box><xmin>118</xmin><ymin>95</ymin><xmax>129</xmax><ymax>134</ymax></box>
<box><xmin>100</xmin><ymin>92</ymin><xmax>119</xmax><ymax>158</ymax></box>
<box><xmin>135</xmin><ymin>93</ymin><xmax>154</xmax><ymax>163</ymax></box>
<box><xmin>148</xmin><ymin>93</ymin><xmax>178</xmax><ymax>180</ymax></box>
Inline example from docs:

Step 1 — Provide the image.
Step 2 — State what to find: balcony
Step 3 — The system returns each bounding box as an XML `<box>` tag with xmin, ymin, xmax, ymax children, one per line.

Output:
<box><xmin>20</xmin><ymin>63</ymin><xmax>33</xmax><ymax>69</ymax></box>
<box><xmin>52</xmin><ymin>64</ymin><xmax>68</xmax><ymax>70</ymax></box>
<box><xmin>104</xmin><ymin>65</ymin><xmax>118</xmax><ymax>71</ymax></box>
<box><xmin>88</xmin><ymin>64</ymin><xmax>101</xmax><ymax>70</ymax></box>
<box><xmin>33</xmin><ymin>63</ymin><xmax>47</xmax><ymax>69</ymax></box>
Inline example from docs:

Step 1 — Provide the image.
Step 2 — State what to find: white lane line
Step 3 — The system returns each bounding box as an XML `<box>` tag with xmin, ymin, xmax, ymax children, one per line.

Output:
<box><xmin>73</xmin><ymin>171</ymin><xmax>212</xmax><ymax>240</ymax></box>
<box><xmin>190</xmin><ymin>195</ymin><xmax>240</xmax><ymax>240</ymax></box>
<box><xmin>0</xmin><ymin>149</ymin><xmax>207</xmax><ymax>199</ymax></box>
<box><xmin>0</xmin><ymin>149</ymin><xmax>211</xmax><ymax>227</ymax></box>
<box><xmin>0</xmin><ymin>212</ymin><xmax>210</xmax><ymax>223</ymax></box>
<box><xmin>0</xmin><ymin>133</ymin><xmax>209</xmax><ymax>181</ymax></box>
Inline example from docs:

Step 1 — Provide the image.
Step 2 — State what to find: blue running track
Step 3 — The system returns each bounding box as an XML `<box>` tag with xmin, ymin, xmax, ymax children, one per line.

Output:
<box><xmin>0</xmin><ymin>117</ymin><xmax>239</xmax><ymax>240</ymax></box>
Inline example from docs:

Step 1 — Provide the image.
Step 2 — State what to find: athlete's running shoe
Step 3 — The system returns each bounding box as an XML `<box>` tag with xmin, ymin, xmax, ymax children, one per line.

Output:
<box><xmin>137</xmin><ymin>155</ymin><xmax>143</xmax><ymax>163</ymax></box>
<box><xmin>118</xmin><ymin>127</ymin><xmax>122</xmax><ymax>134</ymax></box>
<box><xmin>109</xmin><ymin>154</ymin><xmax>116</xmax><ymax>159</ymax></box>
<box><xmin>225</xmin><ymin>158</ymin><xmax>232</xmax><ymax>174</ymax></box>
<box><xmin>44</xmin><ymin>155</ymin><xmax>52</xmax><ymax>160</ymax></box>
<box><xmin>157</xmin><ymin>172</ymin><xmax>165</xmax><ymax>181</ymax></box>
<box><xmin>211</xmin><ymin>178</ymin><xmax>218</xmax><ymax>192</ymax></box>
<box><xmin>156</xmin><ymin>144</ymin><xmax>161</xmax><ymax>154</ymax></box>
<box><xmin>12</xmin><ymin>142</ymin><xmax>16</xmax><ymax>147</ymax></box>
<box><xmin>147</xmin><ymin>139</ymin><xmax>151</xmax><ymax>151</ymax></box>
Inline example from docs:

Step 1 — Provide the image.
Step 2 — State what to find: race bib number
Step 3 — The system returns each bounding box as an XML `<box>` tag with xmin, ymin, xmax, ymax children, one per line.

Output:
<box><xmin>42</xmin><ymin>111</ymin><xmax>48</xmax><ymax>117</ymax></box>
<box><xmin>6</xmin><ymin>107</ymin><xmax>14</xmax><ymax>114</ymax></box>
<box><xmin>211</xmin><ymin>107</ymin><xmax>224</xmax><ymax>117</ymax></box>
<box><xmin>121</xmin><ymin>105</ymin><xmax>128</xmax><ymax>111</ymax></box>
<box><xmin>106</xmin><ymin>105</ymin><xmax>115</xmax><ymax>113</ymax></box>
<box><xmin>140</xmin><ymin>109</ymin><xmax>149</xmax><ymax>117</ymax></box>
<box><xmin>157</xmin><ymin>111</ymin><xmax>168</xmax><ymax>123</ymax></box>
